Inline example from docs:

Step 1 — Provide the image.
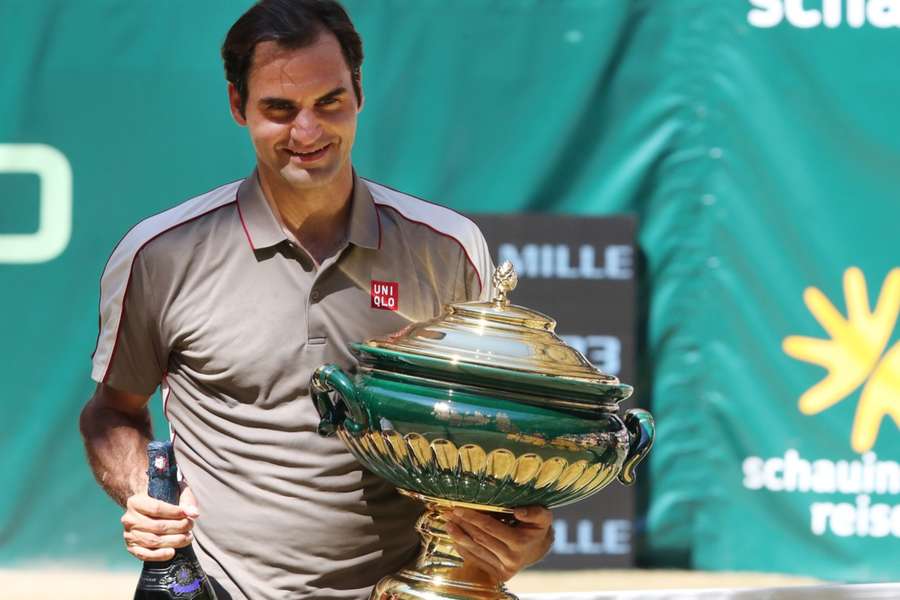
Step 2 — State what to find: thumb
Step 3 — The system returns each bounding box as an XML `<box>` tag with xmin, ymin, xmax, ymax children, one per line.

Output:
<box><xmin>513</xmin><ymin>505</ymin><xmax>552</xmax><ymax>527</ymax></box>
<box><xmin>179</xmin><ymin>484</ymin><xmax>200</xmax><ymax>519</ymax></box>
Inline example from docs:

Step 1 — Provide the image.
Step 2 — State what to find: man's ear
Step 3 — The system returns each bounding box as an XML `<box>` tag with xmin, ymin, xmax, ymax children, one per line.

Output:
<box><xmin>356</xmin><ymin>68</ymin><xmax>364</xmax><ymax>112</ymax></box>
<box><xmin>228</xmin><ymin>83</ymin><xmax>247</xmax><ymax>126</ymax></box>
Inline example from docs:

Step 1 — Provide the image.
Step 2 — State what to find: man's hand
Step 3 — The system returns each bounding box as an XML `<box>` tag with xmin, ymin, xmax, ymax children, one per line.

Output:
<box><xmin>444</xmin><ymin>505</ymin><xmax>553</xmax><ymax>581</ymax></box>
<box><xmin>121</xmin><ymin>485</ymin><xmax>199</xmax><ymax>561</ymax></box>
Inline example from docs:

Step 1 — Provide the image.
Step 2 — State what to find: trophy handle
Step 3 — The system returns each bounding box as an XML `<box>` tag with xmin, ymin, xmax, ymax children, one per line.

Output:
<box><xmin>310</xmin><ymin>364</ymin><xmax>368</xmax><ymax>436</ymax></box>
<box><xmin>618</xmin><ymin>408</ymin><xmax>655</xmax><ymax>485</ymax></box>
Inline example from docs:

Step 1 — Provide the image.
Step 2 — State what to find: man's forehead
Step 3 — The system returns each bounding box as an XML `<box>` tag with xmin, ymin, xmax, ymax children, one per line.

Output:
<box><xmin>246</xmin><ymin>38</ymin><xmax>350</xmax><ymax>100</ymax></box>
<box><xmin>250</xmin><ymin>36</ymin><xmax>349</xmax><ymax>84</ymax></box>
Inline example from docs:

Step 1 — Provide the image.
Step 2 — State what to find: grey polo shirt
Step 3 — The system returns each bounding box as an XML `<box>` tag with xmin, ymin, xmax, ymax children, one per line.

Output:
<box><xmin>91</xmin><ymin>170</ymin><xmax>493</xmax><ymax>600</ymax></box>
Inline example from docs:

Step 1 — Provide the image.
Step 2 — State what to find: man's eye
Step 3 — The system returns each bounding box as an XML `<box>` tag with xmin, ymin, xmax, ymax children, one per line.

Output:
<box><xmin>265</xmin><ymin>106</ymin><xmax>296</xmax><ymax>120</ymax></box>
<box><xmin>317</xmin><ymin>98</ymin><xmax>339</xmax><ymax>107</ymax></box>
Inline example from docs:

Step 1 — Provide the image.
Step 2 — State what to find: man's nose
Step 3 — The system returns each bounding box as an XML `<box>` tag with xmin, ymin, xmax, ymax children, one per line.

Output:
<box><xmin>291</xmin><ymin>109</ymin><xmax>322</xmax><ymax>145</ymax></box>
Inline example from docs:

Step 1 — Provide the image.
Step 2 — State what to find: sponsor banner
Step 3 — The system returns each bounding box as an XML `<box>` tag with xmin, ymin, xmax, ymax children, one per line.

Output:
<box><xmin>696</xmin><ymin>267</ymin><xmax>900</xmax><ymax>580</ymax></box>
<box><xmin>473</xmin><ymin>214</ymin><xmax>638</xmax><ymax>568</ymax></box>
<box><xmin>643</xmin><ymin>0</ymin><xmax>900</xmax><ymax>582</ymax></box>
<box><xmin>748</xmin><ymin>0</ymin><xmax>900</xmax><ymax>29</ymax></box>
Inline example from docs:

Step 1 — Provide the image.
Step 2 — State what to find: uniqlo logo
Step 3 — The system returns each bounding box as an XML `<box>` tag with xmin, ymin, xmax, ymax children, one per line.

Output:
<box><xmin>371</xmin><ymin>280</ymin><xmax>399</xmax><ymax>311</ymax></box>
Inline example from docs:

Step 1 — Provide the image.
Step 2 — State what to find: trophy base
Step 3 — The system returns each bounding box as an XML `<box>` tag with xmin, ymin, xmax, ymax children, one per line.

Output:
<box><xmin>371</xmin><ymin>569</ymin><xmax>517</xmax><ymax>600</ymax></box>
<box><xmin>369</xmin><ymin>489</ymin><xmax>518</xmax><ymax>600</ymax></box>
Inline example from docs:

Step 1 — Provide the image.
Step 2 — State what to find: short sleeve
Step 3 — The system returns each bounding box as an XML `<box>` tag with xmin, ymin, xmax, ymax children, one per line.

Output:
<box><xmin>463</xmin><ymin>225</ymin><xmax>495</xmax><ymax>302</ymax></box>
<box><xmin>91</xmin><ymin>247</ymin><xmax>166</xmax><ymax>396</ymax></box>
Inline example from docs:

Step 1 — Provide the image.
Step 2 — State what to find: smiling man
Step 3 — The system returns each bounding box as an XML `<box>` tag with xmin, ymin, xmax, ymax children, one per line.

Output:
<box><xmin>79</xmin><ymin>1</ymin><xmax>552</xmax><ymax>599</ymax></box>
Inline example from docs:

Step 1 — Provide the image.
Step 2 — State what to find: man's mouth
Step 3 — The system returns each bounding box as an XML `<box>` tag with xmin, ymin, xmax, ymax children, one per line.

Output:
<box><xmin>285</xmin><ymin>143</ymin><xmax>332</xmax><ymax>163</ymax></box>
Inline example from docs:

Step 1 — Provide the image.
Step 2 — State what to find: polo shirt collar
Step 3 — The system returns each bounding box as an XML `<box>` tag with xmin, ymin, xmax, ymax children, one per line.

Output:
<box><xmin>236</xmin><ymin>171</ymin><xmax>287</xmax><ymax>251</ymax></box>
<box><xmin>346</xmin><ymin>171</ymin><xmax>380</xmax><ymax>250</ymax></box>
<box><xmin>236</xmin><ymin>169</ymin><xmax>380</xmax><ymax>251</ymax></box>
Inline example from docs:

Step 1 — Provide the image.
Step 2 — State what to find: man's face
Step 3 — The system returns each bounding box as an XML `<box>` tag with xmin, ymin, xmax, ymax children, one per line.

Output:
<box><xmin>229</xmin><ymin>33</ymin><xmax>361</xmax><ymax>191</ymax></box>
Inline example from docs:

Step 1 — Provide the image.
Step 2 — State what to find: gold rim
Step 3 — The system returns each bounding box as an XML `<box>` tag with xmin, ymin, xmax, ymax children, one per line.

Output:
<box><xmin>397</xmin><ymin>488</ymin><xmax>515</xmax><ymax>514</ymax></box>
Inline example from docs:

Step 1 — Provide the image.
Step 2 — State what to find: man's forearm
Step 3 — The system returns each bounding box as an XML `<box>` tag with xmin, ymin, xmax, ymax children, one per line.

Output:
<box><xmin>79</xmin><ymin>397</ymin><xmax>153</xmax><ymax>507</ymax></box>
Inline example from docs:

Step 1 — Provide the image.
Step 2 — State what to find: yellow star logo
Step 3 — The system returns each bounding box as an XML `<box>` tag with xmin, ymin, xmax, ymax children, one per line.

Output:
<box><xmin>783</xmin><ymin>267</ymin><xmax>900</xmax><ymax>453</ymax></box>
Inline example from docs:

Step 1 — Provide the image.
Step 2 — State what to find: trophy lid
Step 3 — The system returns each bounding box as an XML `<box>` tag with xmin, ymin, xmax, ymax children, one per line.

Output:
<box><xmin>358</xmin><ymin>262</ymin><xmax>620</xmax><ymax>392</ymax></box>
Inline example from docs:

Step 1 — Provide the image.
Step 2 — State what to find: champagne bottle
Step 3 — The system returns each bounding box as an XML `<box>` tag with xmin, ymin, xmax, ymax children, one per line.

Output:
<box><xmin>134</xmin><ymin>440</ymin><xmax>218</xmax><ymax>600</ymax></box>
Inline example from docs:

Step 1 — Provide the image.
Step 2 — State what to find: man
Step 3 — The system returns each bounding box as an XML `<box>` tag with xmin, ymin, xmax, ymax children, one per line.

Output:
<box><xmin>79</xmin><ymin>1</ymin><xmax>552</xmax><ymax>599</ymax></box>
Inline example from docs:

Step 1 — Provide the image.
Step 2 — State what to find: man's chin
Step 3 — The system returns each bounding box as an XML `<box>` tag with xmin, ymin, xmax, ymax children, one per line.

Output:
<box><xmin>279</xmin><ymin>164</ymin><xmax>337</xmax><ymax>189</ymax></box>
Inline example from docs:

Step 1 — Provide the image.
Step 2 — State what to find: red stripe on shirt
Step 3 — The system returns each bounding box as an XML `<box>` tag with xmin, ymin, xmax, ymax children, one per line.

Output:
<box><xmin>373</xmin><ymin>202</ymin><xmax>484</xmax><ymax>294</ymax></box>
<box><xmin>102</xmin><ymin>200</ymin><xmax>238</xmax><ymax>385</ymax></box>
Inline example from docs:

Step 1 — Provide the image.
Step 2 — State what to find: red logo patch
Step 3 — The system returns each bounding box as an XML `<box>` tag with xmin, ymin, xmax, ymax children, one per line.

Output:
<box><xmin>371</xmin><ymin>280</ymin><xmax>399</xmax><ymax>311</ymax></box>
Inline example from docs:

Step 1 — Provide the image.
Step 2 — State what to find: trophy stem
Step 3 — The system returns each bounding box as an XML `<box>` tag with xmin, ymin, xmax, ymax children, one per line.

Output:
<box><xmin>370</xmin><ymin>493</ymin><xmax>518</xmax><ymax>600</ymax></box>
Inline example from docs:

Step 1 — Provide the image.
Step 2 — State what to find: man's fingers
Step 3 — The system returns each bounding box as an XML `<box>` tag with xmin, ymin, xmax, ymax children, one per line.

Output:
<box><xmin>445</xmin><ymin>506</ymin><xmax>554</xmax><ymax>579</ymax></box>
<box><xmin>121</xmin><ymin>491</ymin><xmax>196</xmax><ymax>561</ymax></box>
<box><xmin>127</xmin><ymin>544</ymin><xmax>177</xmax><ymax>562</ymax></box>
<box><xmin>445</xmin><ymin>521</ymin><xmax>512</xmax><ymax>579</ymax></box>
<box><xmin>127</xmin><ymin>493</ymin><xmax>188</xmax><ymax>519</ymax></box>
<box><xmin>125</xmin><ymin>528</ymin><xmax>194</xmax><ymax>550</ymax></box>
<box><xmin>450</xmin><ymin>509</ymin><xmax>519</xmax><ymax>548</ymax></box>
<box><xmin>179</xmin><ymin>485</ymin><xmax>200</xmax><ymax>519</ymax></box>
<box><xmin>455</xmin><ymin>545</ymin><xmax>504</xmax><ymax>581</ymax></box>
<box><xmin>448</xmin><ymin>516</ymin><xmax>516</xmax><ymax>566</ymax></box>
<box><xmin>121</xmin><ymin>511</ymin><xmax>193</xmax><ymax>536</ymax></box>
<box><xmin>513</xmin><ymin>505</ymin><xmax>552</xmax><ymax>528</ymax></box>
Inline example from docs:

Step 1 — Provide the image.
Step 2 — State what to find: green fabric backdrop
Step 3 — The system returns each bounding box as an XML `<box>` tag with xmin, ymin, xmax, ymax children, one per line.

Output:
<box><xmin>1</xmin><ymin>0</ymin><xmax>898</xmax><ymax>581</ymax></box>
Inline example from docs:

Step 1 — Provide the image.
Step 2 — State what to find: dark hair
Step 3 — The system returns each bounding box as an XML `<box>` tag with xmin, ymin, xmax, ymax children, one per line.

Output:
<box><xmin>222</xmin><ymin>0</ymin><xmax>363</xmax><ymax>117</ymax></box>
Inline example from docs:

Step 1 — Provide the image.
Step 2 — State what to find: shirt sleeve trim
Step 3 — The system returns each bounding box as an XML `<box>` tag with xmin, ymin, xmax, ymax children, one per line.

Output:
<box><xmin>92</xmin><ymin>183</ymin><xmax>241</xmax><ymax>386</ymax></box>
<box><xmin>363</xmin><ymin>178</ymin><xmax>490</xmax><ymax>294</ymax></box>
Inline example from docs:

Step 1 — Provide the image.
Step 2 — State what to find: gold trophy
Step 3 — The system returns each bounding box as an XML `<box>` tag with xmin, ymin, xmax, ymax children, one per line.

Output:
<box><xmin>312</xmin><ymin>263</ymin><xmax>654</xmax><ymax>599</ymax></box>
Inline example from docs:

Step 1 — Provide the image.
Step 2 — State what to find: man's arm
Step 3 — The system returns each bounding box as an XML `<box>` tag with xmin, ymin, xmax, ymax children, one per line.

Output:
<box><xmin>79</xmin><ymin>383</ymin><xmax>197</xmax><ymax>560</ymax></box>
<box><xmin>79</xmin><ymin>382</ymin><xmax>153</xmax><ymax>506</ymax></box>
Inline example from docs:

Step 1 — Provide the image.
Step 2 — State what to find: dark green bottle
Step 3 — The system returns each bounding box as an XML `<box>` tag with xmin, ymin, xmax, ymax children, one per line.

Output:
<box><xmin>133</xmin><ymin>441</ymin><xmax>217</xmax><ymax>600</ymax></box>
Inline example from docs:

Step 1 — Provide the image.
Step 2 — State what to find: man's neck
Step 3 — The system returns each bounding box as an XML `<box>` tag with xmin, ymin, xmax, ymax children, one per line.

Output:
<box><xmin>257</xmin><ymin>165</ymin><xmax>354</xmax><ymax>265</ymax></box>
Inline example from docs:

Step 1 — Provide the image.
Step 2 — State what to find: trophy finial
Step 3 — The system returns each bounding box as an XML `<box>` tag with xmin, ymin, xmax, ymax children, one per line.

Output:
<box><xmin>492</xmin><ymin>261</ymin><xmax>518</xmax><ymax>305</ymax></box>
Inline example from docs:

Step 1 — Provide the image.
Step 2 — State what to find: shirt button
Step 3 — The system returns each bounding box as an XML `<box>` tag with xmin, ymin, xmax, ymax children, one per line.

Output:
<box><xmin>311</xmin><ymin>289</ymin><xmax>321</xmax><ymax>302</ymax></box>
